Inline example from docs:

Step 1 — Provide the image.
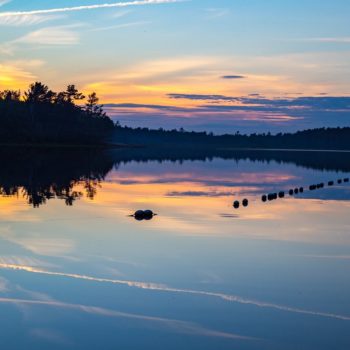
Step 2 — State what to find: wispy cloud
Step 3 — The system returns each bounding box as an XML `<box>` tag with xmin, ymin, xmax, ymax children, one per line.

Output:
<box><xmin>14</xmin><ymin>25</ymin><xmax>81</xmax><ymax>45</ymax></box>
<box><xmin>90</xmin><ymin>21</ymin><xmax>151</xmax><ymax>32</ymax></box>
<box><xmin>0</xmin><ymin>60</ymin><xmax>39</xmax><ymax>87</ymax></box>
<box><xmin>0</xmin><ymin>0</ymin><xmax>11</xmax><ymax>7</ymax></box>
<box><xmin>0</xmin><ymin>14</ymin><xmax>62</xmax><ymax>26</ymax></box>
<box><xmin>0</xmin><ymin>0</ymin><xmax>185</xmax><ymax>18</ymax></box>
<box><xmin>112</xmin><ymin>10</ymin><xmax>133</xmax><ymax>18</ymax></box>
<box><xmin>297</xmin><ymin>37</ymin><xmax>350</xmax><ymax>44</ymax></box>
<box><xmin>0</xmin><ymin>277</ymin><xmax>9</xmax><ymax>292</ymax></box>
<box><xmin>0</xmin><ymin>296</ymin><xmax>251</xmax><ymax>340</ymax></box>
<box><xmin>221</xmin><ymin>75</ymin><xmax>246</xmax><ymax>80</ymax></box>
<box><xmin>205</xmin><ymin>8</ymin><xmax>230</xmax><ymax>19</ymax></box>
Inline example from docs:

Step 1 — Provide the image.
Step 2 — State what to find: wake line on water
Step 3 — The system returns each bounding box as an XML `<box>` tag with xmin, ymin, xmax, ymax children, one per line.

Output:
<box><xmin>1</xmin><ymin>263</ymin><xmax>349</xmax><ymax>321</ymax></box>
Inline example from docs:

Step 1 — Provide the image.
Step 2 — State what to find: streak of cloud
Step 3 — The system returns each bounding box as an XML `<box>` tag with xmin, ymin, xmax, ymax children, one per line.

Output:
<box><xmin>221</xmin><ymin>75</ymin><xmax>246</xmax><ymax>79</ymax></box>
<box><xmin>90</xmin><ymin>21</ymin><xmax>151</xmax><ymax>32</ymax></box>
<box><xmin>0</xmin><ymin>0</ymin><xmax>11</xmax><ymax>7</ymax></box>
<box><xmin>300</xmin><ymin>37</ymin><xmax>350</xmax><ymax>43</ymax></box>
<box><xmin>14</xmin><ymin>26</ymin><xmax>80</xmax><ymax>45</ymax></box>
<box><xmin>0</xmin><ymin>0</ymin><xmax>185</xmax><ymax>17</ymax></box>
<box><xmin>0</xmin><ymin>296</ymin><xmax>251</xmax><ymax>340</ymax></box>
<box><xmin>0</xmin><ymin>14</ymin><xmax>62</xmax><ymax>26</ymax></box>
<box><xmin>1</xmin><ymin>263</ymin><xmax>350</xmax><ymax>322</ymax></box>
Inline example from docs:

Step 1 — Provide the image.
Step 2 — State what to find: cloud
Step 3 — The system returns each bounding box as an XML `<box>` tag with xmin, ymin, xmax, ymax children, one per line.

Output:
<box><xmin>1</xmin><ymin>263</ymin><xmax>350</xmax><ymax>322</ymax></box>
<box><xmin>205</xmin><ymin>8</ymin><xmax>230</xmax><ymax>19</ymax></box>
<box><xmin>0</xmin><ymin>277</ymin><xmax>9</xmax><ymax>292</ymax></box>
<box><xmin>221</xmin><ymin>75</ymin><xmax>246</xmax><ymax>80</ymax></box>
<box><xmin>169</xmin><ymin>93</ymin><xmax>236</xmax><ymax>101</ymax></box>
<box><xmin>104</xmin><ymin>94</ymin><xmax>350</xmax><ymax>134</ymax></box>
<box><xmin>300</xmin><ymin>37</ymin><xmax>350</xmax><ymax>44</ymax></box>
<box><xmin>112</xmin><ymin>9</ymin><xmax>133</xmax><ymax>18</ymax></box>
<box><xmin>166</xmin><ymin>191</ymin><xmax>236</xmax><ymax>197</ymax></box>
<box><xmin>168</xmin><ymin>93</ymin><xmax>350</xmax><ymax>111</ymax></box>
<box><xmin>90</xmin><ymin>21</ymin><xmax>151</xmax><ymax>32</ymax></box>
<box><xmin>30</xmin><ymin>329</ymin><xmax>71</xmax><ymax>346</ymax></box>
<box><xmin>0</xmin><ymin>0</ymin><xmax>185</xmax><ymax>18</ymax></box>
<box><xmin>0</xmin><ymin>14</ymin><xmax>62</xmax><ymax>26</ymax></box>
<box><xmin>0</xmin><ymin>61</ymin><xmax>40</xmax><ymax>88</ymax></box>
<box><xmin>0</xmin><ymin>0</ymin><xmax>11</xmax><ymax>7</ymax></box>
<box><xmin>0</xmin><ymin>297</ymin><xmax>251</xmax><ymax>340</ymax></box>
<box><xmin>14</xmin><ymin>25</ymin><xmax>80</xmax><ymax>45</ymax></box>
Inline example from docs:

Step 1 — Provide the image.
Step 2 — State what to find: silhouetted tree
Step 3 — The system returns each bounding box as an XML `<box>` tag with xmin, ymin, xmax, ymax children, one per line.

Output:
<box><xmin>24</xmin><ymin>82</ymin><xmax>55</xmax><ymax>104</ymax></box>
<box><xmin>0</xmin><ymin>90</ymin><xmax>20</xmax><ymax>101</ymax></box>
<box><xmin>85</xmin><ymin>92</ymin><xmax>105</xmax><ymax>117</ymax></box>
<box><xmin>0</xmin><ymin>82</ymin><xmax>114</xmax><ymax>144</ymax></box>
<box><xmin>56</xmin><ymin>85</ymin><xmax>85</xmax><ymax>106</ymax></box>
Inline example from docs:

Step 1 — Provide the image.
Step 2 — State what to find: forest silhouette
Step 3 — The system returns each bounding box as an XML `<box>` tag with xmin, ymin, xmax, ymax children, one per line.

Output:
<box><xmin>1</xmin><ymin>81</ymin><xmax>350</xmax><ymax>149</ymax></box>
<box><xmin>0</xmin><ymin>82</ymin><xmax>114</xmax><ymax>144</ymax></box>
<box><xmin>113</xmin><ymin>125</ymin><xmax>350</xmax><ymax>150</ymax></box>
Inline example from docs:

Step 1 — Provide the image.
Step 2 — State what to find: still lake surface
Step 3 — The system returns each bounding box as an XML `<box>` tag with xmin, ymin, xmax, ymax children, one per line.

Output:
<box><xmin>0</xmin><ymin>148</ymin><xmax>349</xmax><ymax>350</ymax></box>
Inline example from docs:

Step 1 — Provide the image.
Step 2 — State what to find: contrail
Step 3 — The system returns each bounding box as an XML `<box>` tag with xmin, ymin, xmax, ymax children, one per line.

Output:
<box><xmin>1</xmin><ymin>263</ymin><xmax>350</xmax><ymax>321</ymax></box>
<box><xmin>0</xmin><ymin>0</ymin><xmax>185</xmax><ymax>17</ymax></box>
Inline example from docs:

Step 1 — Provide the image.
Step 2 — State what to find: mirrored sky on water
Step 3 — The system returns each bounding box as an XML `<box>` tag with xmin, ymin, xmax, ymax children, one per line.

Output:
<box><xmin>0</xmin><ymin>152</ymin><xmax>350</xmax><ymax>349</ymax></box>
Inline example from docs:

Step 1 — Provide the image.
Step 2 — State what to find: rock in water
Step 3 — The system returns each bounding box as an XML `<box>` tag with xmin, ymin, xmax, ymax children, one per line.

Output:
<box><xmin>134</xmin><ymin>210</ymin><xmax>145</xmax><ymax>221</ymax></box>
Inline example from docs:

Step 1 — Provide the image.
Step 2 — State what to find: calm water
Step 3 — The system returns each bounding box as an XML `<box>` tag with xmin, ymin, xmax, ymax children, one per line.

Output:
<box><xmin>0</xmin><ymin>149</ymin><xmax>349</xmax><ymax>350</ymax></box>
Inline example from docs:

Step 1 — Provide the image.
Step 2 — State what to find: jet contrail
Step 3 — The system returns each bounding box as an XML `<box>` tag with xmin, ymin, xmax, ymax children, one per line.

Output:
<box><xmin>0</xmin><ymin>0</ymin><xmax>185</xmax><ymax>17</ymax></box>
<box><xmin>1</xmin><ymin>263</ymin><xmax>350</xmax><ymax>322</ymax></box>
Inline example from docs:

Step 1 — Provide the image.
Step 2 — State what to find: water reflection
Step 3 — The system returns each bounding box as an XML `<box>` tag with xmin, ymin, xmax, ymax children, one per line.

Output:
<box><xmin>1</xmin><ymin>147</ymin><xmax>350</xmax><ymax>208</ymax></box>
<box><xmin>0</xmin><ymin>148</ymin><xmax>350</xmax><ymax>349</ymax></box>
<box><xmin>131</xmin><ymin>210</ymin><xmax>157</xmax><ymax>221</ymax></box>
<box><xmin>0</xmin><ymin>147</ymin><xmax>114</xmax><ymax>207</ymax></box>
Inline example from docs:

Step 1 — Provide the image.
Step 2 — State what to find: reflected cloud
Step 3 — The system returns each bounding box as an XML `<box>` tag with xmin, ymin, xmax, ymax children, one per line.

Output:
<box><xmin>299</xmin><ymin>254</ymin><xmax>350</xmax><ymax>260</ymax></box>
<box><xmin>2</xmin><ymin>263</ymin><xmax>350</xmax><ymax>322</ymax></box>
<box><xmin>0</xmin><ymin>296</ymin><xmax>252</xmax><ymax>341</ymax></box>
<box><xmin>0</xmin><ymin>256</ymin><xmax>57</xmax><ymax>268</ymax></box>
<box><xmin>166</xmin><ymin>191</ymin><xmax>236</xmax><ymax>198</ymax></box>
<box><xmin>29</xmin><ymin>328</ymin><xmax>72</xmax><ymax>346</ymax></box>
<box><xmin>2</xmin><ymin>237</ymin><xmax>75</xmax><ymax>256</ymax></box>
<box><xmin>0</xmin><ymin>277</ymin><xmax>9</xmax><ymax>292</ymax></box>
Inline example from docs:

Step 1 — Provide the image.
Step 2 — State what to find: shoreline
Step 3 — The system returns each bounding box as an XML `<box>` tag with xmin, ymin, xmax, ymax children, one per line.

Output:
<box><xmin>1</xmin><ymin>143</ymin><xmax>350</xmax><ymax>153</ymax></box>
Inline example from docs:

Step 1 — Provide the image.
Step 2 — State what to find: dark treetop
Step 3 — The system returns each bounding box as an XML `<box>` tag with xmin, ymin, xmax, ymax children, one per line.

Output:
<box><xmin>0</xmin><ymin>83</ymin><xmax>114</xmax><ymax>144</ymax></box>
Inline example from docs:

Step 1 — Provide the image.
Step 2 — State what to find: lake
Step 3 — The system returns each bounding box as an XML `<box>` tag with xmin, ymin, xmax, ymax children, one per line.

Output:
<box><xmin>0</xmin><ymin>148</ymin><xmax>349</xmax><ymax>350</ymax></box>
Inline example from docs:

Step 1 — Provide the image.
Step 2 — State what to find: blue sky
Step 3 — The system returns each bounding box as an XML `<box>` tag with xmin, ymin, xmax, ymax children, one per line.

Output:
<box><xmin>0</xmin><ymin>0</ymin><xmax>350</xmax><ymax>133</ymax></box>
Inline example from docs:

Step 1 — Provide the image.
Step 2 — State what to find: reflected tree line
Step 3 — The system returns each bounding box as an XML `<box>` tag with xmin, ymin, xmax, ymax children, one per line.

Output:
<box><xmin>109</xmin><ymin>148</ymin><xmax>350</xmax><ymax>173</ymax></box>
<box><xmin>0</xmin><ymin>147</ymin><xmax>349</xmax><ymax>208</ymax></box>
<box><xmin>0</xmin><ymin>148</ymin><xmax>114</xmax><ymax>207</ymax></box>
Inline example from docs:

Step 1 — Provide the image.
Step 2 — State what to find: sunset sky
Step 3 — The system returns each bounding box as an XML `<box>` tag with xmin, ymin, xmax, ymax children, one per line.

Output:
<box><xmin>1</xmin><ymin>0</ymin><xmax>350</xmax><ymax>133</ymax></box>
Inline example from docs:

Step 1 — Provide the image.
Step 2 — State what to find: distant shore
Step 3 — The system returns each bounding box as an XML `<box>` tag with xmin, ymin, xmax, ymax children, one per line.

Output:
<box><xmin>2</xmin><ymin>143</ymin><xmax>350</xmax><ymax>153</ymax></box>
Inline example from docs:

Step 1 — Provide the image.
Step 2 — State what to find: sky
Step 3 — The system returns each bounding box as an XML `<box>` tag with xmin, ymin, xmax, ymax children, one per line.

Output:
<box><xmin>0</xmin><ymin>0</ymin><xmax>350</xmax><ymax>134</ymax></box>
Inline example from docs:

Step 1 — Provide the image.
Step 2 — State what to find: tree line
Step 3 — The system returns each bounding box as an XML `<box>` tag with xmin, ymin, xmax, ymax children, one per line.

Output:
<box><xmin>0</xmin><ymin>82</ymin><xmax>114</xmax><ymax>144</ymax></box>
<box><xmin>113</xmin><ymin>125</ymin><xmax>350</xmax><ymax>150</ymax></box>
<box><xmin>1</xmin><ymin>81</ymin><xmax>350</xmax><ymax>149</ymax></box>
